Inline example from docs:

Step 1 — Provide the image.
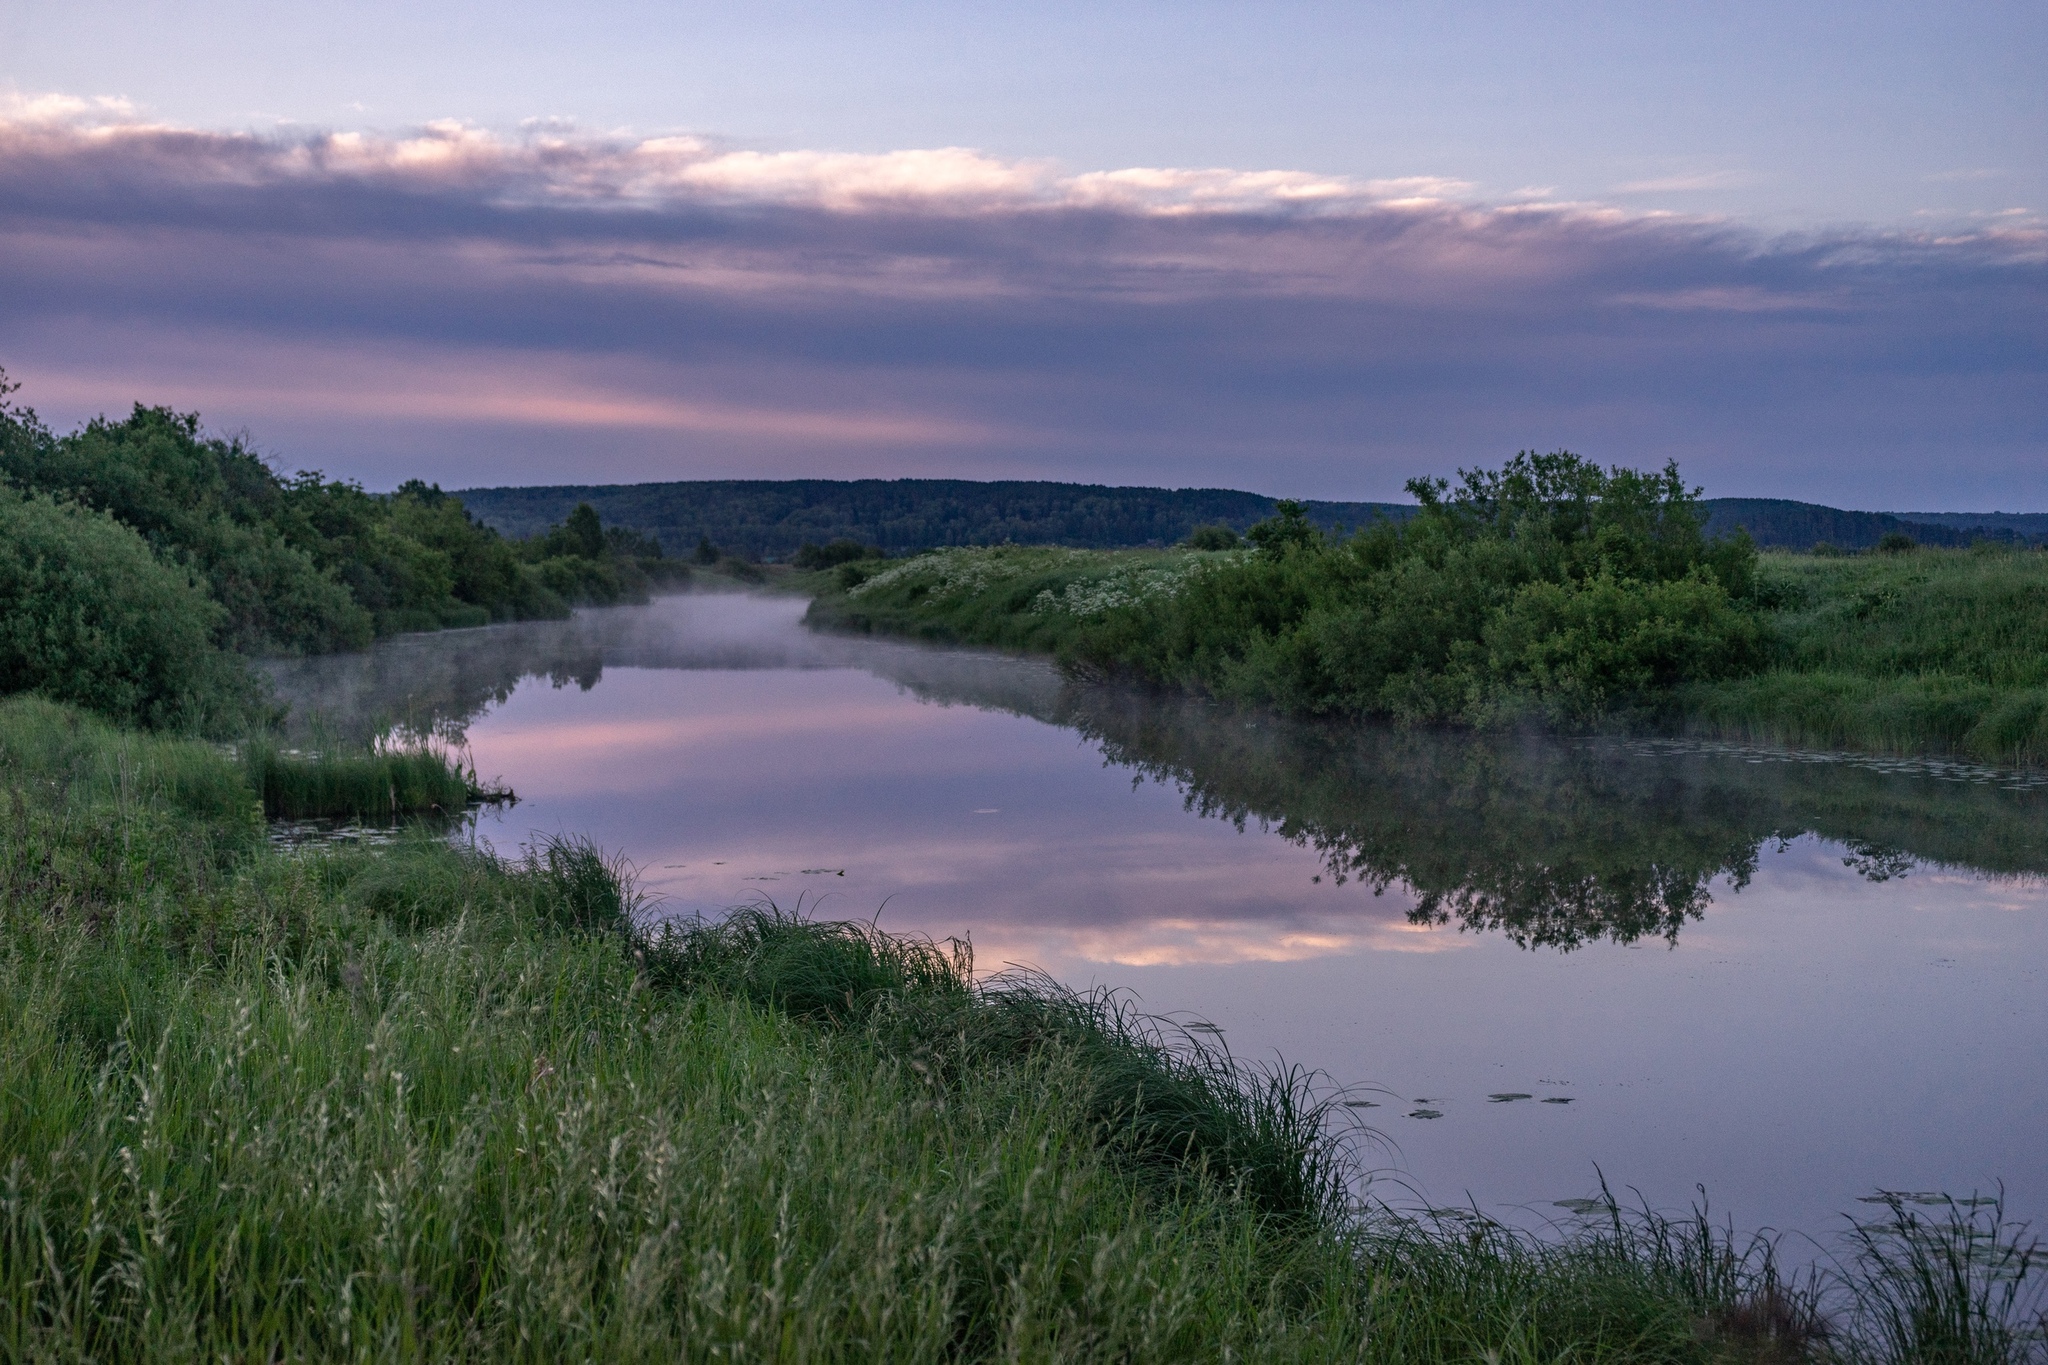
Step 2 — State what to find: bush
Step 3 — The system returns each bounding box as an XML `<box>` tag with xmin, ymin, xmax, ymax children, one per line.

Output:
<box><xmin>1068</xmin><ymin>452</ymin><xmax>1763</xmax><ymax>726</ymax></box>
<box><xmin>1184</xmin><ymin>524</ymin><xmax>1242</xmax><ymax>550</ymax></box>
<box><xmin>0</xmin><ymin>380</ymin><xmax>571</xmax><ymax>655</ymax></box>
<box><xmin>793</xmin><ymin>537</ymin><xmax>882</xmax><ymax>569</ymax></box>
<box><xmin>1875</xmin><ymin>531</ymin><xmax>1918</xmax><ymax>555</ymax></box>
<box><xmin>0</xmin><ymin>488</ymin><xmax>255</xmax><ymax>731</ymax></box>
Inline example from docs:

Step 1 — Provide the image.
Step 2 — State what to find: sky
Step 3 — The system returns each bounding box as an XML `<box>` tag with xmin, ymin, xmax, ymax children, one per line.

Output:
<box><xmin>1</xmin><ymin>0</ymin><xmax>2043</xmax><ymax>507</ymax></box>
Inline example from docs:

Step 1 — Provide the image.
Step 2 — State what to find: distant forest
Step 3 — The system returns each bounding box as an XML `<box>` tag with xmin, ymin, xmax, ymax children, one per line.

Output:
<box><xmin>455</xmin><ymin>478</ymin><xmax>2044</xmax><ymax>561</ymax></box>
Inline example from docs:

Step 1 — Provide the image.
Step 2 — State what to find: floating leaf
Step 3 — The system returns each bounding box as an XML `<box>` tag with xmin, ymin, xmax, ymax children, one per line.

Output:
<box><xmin>1553</xmin><ymin>1198</ymin><xmax>1606</xmax><ymax>1215</ymax></box>
<box><xmin>1406</xmin><ymin>1108</ymin><xmax>1444</xmax><ymax>1120</ymax></box>
<box><xmin>1341</xmin><ymin>1100</ymin><xmax>1381</xmax><ymax>1109</ymax></box>
<box><xmin>1487</xmin><ymin>1093</ymin><xmax>1533</xmax><ymax>1103</ymax></box>
<box><xmin>1540</xmin><ymin>1097</ymin><xmax>1575</xmax><ymax>1105</ymax></box>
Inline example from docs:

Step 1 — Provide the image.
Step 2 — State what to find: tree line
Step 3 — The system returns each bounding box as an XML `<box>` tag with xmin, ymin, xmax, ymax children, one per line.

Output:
<box><xmin>0</xmin><ymin>376</ymin><xmax>674</xmax><ymax>731</ymax></box>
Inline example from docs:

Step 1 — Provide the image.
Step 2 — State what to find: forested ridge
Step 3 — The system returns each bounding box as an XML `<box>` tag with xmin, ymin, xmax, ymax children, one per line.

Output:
<box><xmin>457</xmin><ymin>477</ymin><xmax>2041</xmax><ymax>561</ymax></box>
<box><xmin>455</xmin><ymin>478</ymin><xmax>1418</xmax><ymax>559</ymax></box>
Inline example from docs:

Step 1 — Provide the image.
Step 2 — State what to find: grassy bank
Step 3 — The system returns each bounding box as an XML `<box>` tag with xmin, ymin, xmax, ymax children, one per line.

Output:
<box><xmin>809</xmin><ymin>534</ymin><xmax>2048</xmax><ymax>768</ymax></box>
<box><xmin>1677</xmin><ymin>548</ymin><xmax>2048</xmax><ymax>765</ymax></box>
<box><xmin>4</xmin><ymin>697</ymin><xmax>2043</xmax><ymax>1359</ymax></box>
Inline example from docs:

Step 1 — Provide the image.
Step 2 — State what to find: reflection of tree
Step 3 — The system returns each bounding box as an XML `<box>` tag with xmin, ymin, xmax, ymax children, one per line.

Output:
<box><xmin>1040</xmin><ymin>691</ymin><xmax>1767</xmax><ymax>950</ymax></box>
<box><xmin>268</xmin><ymin>598</ymin><xmax>2048</xmax><ymax>954</ymax></box>
<box><xmin>263</xmin><ymin>617</ymin><xmax>609</xmax><ymax>745</ymax></box>
<box><xmin>1018</xmin><ymin>690</ymin><xmax>2047</xmax><ymax>953</ymax></box>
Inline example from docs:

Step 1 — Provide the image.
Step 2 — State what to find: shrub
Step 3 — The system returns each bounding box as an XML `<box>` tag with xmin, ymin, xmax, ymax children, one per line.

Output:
<box><xmin>1184</xmin><ymin>524</ymin><xmax>1242</xmax><ymax>551</ymax></box>
<box><xmin>0</xmin><ymin>488</ymin><xmax>255</xmax><ymax>731</ymax></box>
<box><xmin>1067</xmin><ymin>451</ymin><xmax>1763</xmax><ymax>727</ymax></box>
<box><xmin>793</xmin><ymin>537</ymin><xmax>882</xmax><ymax>569</ymax></box>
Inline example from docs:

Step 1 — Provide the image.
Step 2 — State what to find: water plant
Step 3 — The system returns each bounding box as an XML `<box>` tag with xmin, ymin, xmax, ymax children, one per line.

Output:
<box><xmin>241</xmin><ymin>735</ymin><xmax>511</xmax><ymax>821</ymax></box>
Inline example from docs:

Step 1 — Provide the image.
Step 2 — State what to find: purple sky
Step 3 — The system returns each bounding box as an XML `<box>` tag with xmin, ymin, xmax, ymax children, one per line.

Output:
<box><xmin>1</xmin><ymin>96</ymin><xmax>2042</xmax><ymax>507</ymax></box>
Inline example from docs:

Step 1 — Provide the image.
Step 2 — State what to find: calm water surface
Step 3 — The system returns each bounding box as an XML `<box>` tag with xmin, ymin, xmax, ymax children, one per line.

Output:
<box><xmin>267</xmin><ymin>592</ymin><xmax>2048</xmax><ymax>1242</ymax></box>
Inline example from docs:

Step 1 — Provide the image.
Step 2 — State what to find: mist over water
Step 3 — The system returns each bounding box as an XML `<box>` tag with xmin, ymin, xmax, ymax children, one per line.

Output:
<box><xmin>266</xmin><ymin>593</ymin><xmax>2048</xmax><ymax>1243</ymax></box>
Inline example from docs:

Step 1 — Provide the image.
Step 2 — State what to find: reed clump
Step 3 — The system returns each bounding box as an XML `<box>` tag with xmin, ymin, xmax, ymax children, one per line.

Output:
<box><xmin>242</xmin><ymin>735</ymin><xmax>511</xmax><ymax>820</ymax></box>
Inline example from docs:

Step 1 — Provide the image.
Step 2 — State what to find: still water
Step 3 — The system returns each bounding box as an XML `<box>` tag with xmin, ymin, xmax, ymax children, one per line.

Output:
<box><xmin>267</xmin><ymin>592</ymin><xmax>2048</xmax><ymax>1242</ymax></box>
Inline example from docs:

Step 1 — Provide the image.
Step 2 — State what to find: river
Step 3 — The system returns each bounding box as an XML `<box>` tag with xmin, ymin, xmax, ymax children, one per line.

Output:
<box><xmin>265</xmin><ymin>591</ymin><xmax>2048</xmax><ymax>1244</ymax></box>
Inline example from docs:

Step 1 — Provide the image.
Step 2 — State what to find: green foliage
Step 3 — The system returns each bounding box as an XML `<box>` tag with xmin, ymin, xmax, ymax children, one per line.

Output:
<box><xmin>1185</xmin><ymin>523</ymin><xmax>1242</xmax><ymax>550</ymax></box>
<box><xmin>1683</xmin><ymin>548</ymin><xmax>2048</xmax><ymax>764</ymax></box>
<box><xmin>454</xmin><ymin>476</ymin><xmax>1410</xmax><ymax>561</ymax></box>
<box><xmin>0</xmin><ymin>487</ymin><xmax>256</xmax><ymax>732</ymax></box>
<box><xmin>515</xmin><ymin>500</ymin><xmax>689</xmax><ymax>606</ymax></box>
<box><xmin>0</xmin><ymin>386</ymin><xmax>569</xmax><ymax>655</ymax></box>
<box><xmin>1875</xmin><ymin>531</ymin><xmax>1918</xmax><ymax>555</ymax></box>
<box><xmin>241</xmin><ymin>736</ymin><xmax>502</xmax><ymax>821</ymax></box>
<box><xmin>793</xmin><ymin>537</ymin><xmax>884</xmax><ymax>569</ymax></box>
<box><xmin>809</xmin><ymin>545</ymin><xmax>1205</xmax><ymax>655</ymax></box>
<box><xmin>640</xmin><ymin>906</ymin><xmax>1347</xmax><ymax>1226</ymax></box>
<box><xmin>1245</xmin><ymin>499</ymin><xmax>1323</xmax><ymax>555</ymax></box>
<box><xmin>456</xmin><ymin>475</ymin><xmax>2034</xmax><ymax>562</ymax></box>
<box><xmin>0</xmin><ymin>697</ymin><xmax>261</xmax><ymax>918</ymax></box>
<box><xmin>819</xmin><ymin>454</ymin><xmax>1765</xmax><ymax>729</ymax></box>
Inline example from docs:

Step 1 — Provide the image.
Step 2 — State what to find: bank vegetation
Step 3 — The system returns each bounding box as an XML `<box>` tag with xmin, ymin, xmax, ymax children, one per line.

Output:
<box><xmin>810</xmin><ymin>452</ymin><xmax>2048</xmax><ymax>768</ymax></box>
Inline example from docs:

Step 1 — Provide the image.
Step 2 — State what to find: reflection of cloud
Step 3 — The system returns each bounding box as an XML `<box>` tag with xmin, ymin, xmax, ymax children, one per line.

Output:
<box><xmin>1054</xmin><ymin>915</ymin><xmax>1468</xmax><ymax>967</ymax></box>
<box><xmin>3</xmin><ymin>99</ymin><xmax>2042</xmax><ymax>503</ymax></box>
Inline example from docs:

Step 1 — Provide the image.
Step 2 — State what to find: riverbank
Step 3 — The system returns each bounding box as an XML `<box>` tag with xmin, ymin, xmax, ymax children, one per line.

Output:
<box><xmin>807</xmin><ymin>544</ymin><xmax>2048</xmax><ymax>769</ymax></box>
<box><xmin>7</xmin><ymin>695</ymin><xmax>2046</xmax><ymax>1359</ymax></box>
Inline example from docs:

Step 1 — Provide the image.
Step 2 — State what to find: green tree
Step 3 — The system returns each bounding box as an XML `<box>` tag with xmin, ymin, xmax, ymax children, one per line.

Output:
<box><xmin>563</xmin><ymin>503</ymin><xmax>606</xmax><ymax>559</ymax></box>
<box><xmin>0</xmin><ymin>488</ymin><xmax>253</xmax><ymax>731</ymax></box>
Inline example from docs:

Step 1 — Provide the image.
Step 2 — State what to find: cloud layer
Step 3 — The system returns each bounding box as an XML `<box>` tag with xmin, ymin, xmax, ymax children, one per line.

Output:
<box><xmin>2</xmin><ymin>98</ymin><xmax>2042</xmax><ymax>506</ymax></box>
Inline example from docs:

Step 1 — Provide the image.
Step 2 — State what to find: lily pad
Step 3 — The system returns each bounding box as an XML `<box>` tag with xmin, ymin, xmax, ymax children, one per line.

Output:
<box><xmin>1341</xmin><ymin>1100</ymin><xmax>1381</xmax><ymax>1109</ymax></box>
<box><xmin>1406</xmin><ymin>1108</ymin><xmax>1444</xmax><ymax>1120</ymax></box>
<box><xmin>1487</xmin><ymin>1093</ymin><xmax>1533</xmax><ymax>1103</ymax></box>
<box><xmin>1540</xmin><ymin>1097</ymin><xmax>1576</xmax><ymax>1104</ymax></box>
<box><xmin>1553</xmin><ymin>1198</ymin><xmax>1606</xmax><ymax>1215</ymax></box>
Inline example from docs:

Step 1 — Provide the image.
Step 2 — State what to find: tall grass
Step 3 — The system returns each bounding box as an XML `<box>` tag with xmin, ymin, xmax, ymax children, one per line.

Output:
<box><xmin>1684</xmin><ymin>547</ymin><xmax>2048</xmax><ymax>766</ymax></box>
<box><xmin>1833</xmin><ymin>1193</ymin><xmax>2046</xmax><ymax>1365</ymax></box>
<box><xmin>805</xmin><ymin>544</ymin><xmax>1203</xmax><ymax>653</ymax></box>
<box><xmin>242</xmin><ymin>735</ymin><xmax>511</xmax><ymax>821</ymax></box>
<box><xmin>639</xmin><ymin>906</ymin><xmax>1349</xmax><ymax>1226</ymax></box>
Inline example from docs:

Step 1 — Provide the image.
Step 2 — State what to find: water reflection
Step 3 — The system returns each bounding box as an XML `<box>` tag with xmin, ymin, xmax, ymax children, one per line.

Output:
<box><xmin>1030</xmin><ymin>692</ymin><xmax>2048</xmax><ymax>951</ymax></box>
<box><xmin>266</xmin><ymin>594</ymin><xmax>2047</xmax><ymax>958</ymax></box>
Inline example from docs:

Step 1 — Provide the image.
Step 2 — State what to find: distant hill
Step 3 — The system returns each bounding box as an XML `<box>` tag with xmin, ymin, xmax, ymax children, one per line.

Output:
<box><xmin>453</xmin><ymin>479</ymin><xmax>2043</xmax><ymax>560</ymax></box>
<box><xmin>1703</xmin><ymin>499</ymin><xmax>1962</xmax><ymax>550</ymax></box>
<box><xmin>452</xmin><ymin>479</ymin><xmax>1413</xmax><ymax>560</ymax></box>
<box><xmin>1704</xmin><ymin>500</ymin><xmax>2046</xmax><ymax>550</ymax></box>
<box><xmin>1894</xmin><ymin>511</ymin><xmax>2048</xmax><ymax>539</ymax></box>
